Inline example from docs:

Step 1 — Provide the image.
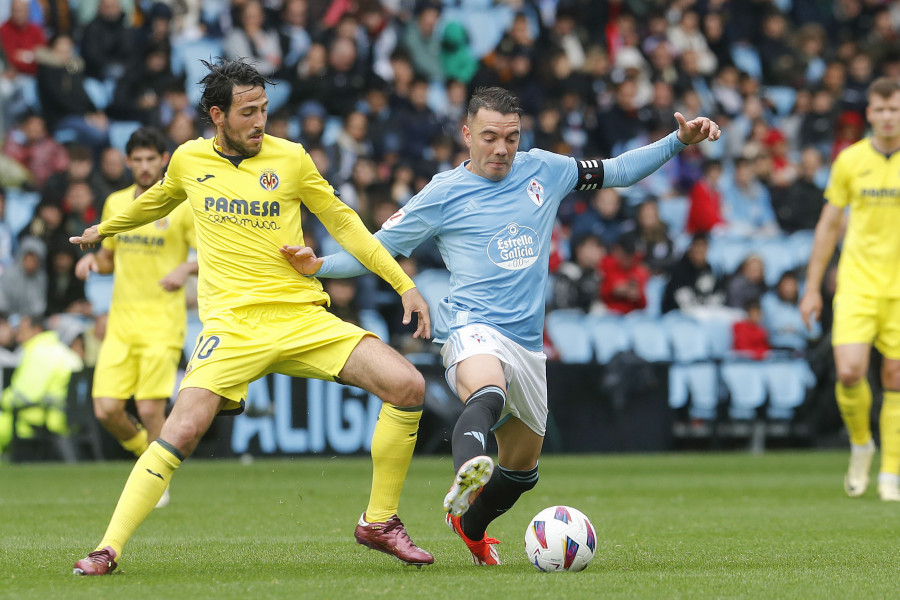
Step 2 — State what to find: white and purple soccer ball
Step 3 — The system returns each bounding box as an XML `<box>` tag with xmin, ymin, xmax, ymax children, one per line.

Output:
<box><xmin>524</xmin><ymin>505</ymin><xmax>596</xmax><ymax>572</ymax></box>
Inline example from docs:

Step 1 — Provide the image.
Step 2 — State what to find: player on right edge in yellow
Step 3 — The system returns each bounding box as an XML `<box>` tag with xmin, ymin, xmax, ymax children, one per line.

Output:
<box><xmin>801</xmin><ymin>77</ymin><xmax>900</xmax><ymax>501</ymax></box>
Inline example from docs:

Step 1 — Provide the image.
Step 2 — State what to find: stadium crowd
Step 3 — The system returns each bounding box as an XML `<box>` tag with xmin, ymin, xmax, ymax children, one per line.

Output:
<box><xmin>2</xmin><ymin>0</ymin><xmax>900</xmax><ymax>451</ymax></box>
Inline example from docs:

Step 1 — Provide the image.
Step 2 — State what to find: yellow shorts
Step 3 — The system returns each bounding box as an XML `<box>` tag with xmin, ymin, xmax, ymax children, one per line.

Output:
<box><xmin>832</xmin><ymin>293</ymin><xmax>900</xmax><ymax>359</ymax></box>
<box><xmin>181</xmin><ymin>302</ymin><xmax>372</xmax><ymax>414</ymax></box>
<box><xmin>93</xmin><ymin>334</ymin><xmax>181</xmax><ymax>401</ymax></box>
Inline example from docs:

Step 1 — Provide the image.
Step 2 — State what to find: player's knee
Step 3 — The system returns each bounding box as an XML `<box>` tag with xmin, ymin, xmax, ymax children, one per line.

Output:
<box><xmin>392</xmin><ymin>366</ymin><xmax>425</xmax><ymax>407</ymax></box>
<box><xmin>836</xmin><ymin>364</ymin><xmax>866</xmax><ymax>387</ymax></box>
<box><xmin>92</xmin><ymin>401</ymin><xmax>120</xmax><ymax>425</ymax></box>
<box><xmin>136</xmin><ymin>400</ymin><xmax>165</xmax><ymax>424</ymax></box>
<box><xmin>882</xmin><ymin>363</ymin><xmax>900</xmax><ymax>390</ymax></box>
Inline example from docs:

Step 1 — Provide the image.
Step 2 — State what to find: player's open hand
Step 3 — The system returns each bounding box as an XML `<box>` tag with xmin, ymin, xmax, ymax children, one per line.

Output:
<box><xmin>280</xmin><ymin>245</ymin><xmax>323</xmax><ymax>275</ymax></box>
<box><xmin>401</xmin><ymin>287</ymin><xmax>431</xmax><ymax>339</ymax></box>
<box><xmin>74</xmin><ymin>253</ymin><xmax>99</xmax><ymax>281</ymax></box>
<box><xmin>674</xmin><ymin>112</ymin><xmax>721</xmax><ymax>145</ymax></box>
<box><xmin>798</xmin><ymin>289</ymin><xmax>822</xmax><ymax>331</ymax></box>
<box><xmin>70</xmin><ymin>225</ymin><xmax>103</xmax><ymax>250</ymax></box>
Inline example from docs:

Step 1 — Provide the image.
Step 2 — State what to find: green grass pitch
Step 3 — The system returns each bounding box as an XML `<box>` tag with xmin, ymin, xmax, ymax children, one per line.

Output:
<box><xmin>2</xmin><ymin>451</ymin><xmax>898</xmax><ymax>599</ymax></box>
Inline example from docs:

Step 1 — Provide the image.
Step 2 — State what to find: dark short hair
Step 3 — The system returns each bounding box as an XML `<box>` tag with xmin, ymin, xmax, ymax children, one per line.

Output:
<box><xmin>467</xmin><ymin>87</ymin><xmax>523</xmax><ymax>120</ymax></box>
<box><xmin>868</xmin><ymin>76</ymin><xmax>900</xmax><ymax>100</ymax></box>
<box><xmin>126</xmin><ymin>127</ymin><xmax>168</xmax><ymax>156</ymax></box>
<box><xmin>198</xmin><ymin>57</ymin><xmax>271</xmax><ymax>123</ymax></box>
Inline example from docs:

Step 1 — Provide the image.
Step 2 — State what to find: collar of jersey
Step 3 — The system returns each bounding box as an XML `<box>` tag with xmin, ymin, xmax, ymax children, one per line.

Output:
<box><xmin>212</xmin><ymin>137</ymin><xmax>247</xmax><ymax>168</ymax></box>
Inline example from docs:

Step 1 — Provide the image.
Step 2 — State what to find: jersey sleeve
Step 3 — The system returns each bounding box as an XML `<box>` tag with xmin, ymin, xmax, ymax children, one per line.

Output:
<box><xmin>824</xmin><ymin>150</ymin><xmax>850</xmax><ymax>209</ymax></box>
<box><xmin>528</xmin><ymin>149</ymin><xmax>578</xmax><ymax>197</ymax></box>
<box><xmin>296</xmin><ymin>148</ymin><xmax>415</xmax><ymax>295</ymax></box>
<box><xmin>98</xmin><ymin>149</ymin><xmax>188</xmax><ymax>237</ymax></box>
<box><xmin>100</xmin><ymin>193</ymin><xmax>117</xmax><ymax>251</ymax></box>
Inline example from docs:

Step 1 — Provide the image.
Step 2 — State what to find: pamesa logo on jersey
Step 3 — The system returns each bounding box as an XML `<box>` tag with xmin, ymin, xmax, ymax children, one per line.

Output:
<box><xmin>259</xmin><ymin>169</ymin><xmax>279</xmax><ymax>191</ymax></box>
<box><xmin>488</xmin><ymin>222</ymin><xmax>541</xmax><ymax>270</ymax></box>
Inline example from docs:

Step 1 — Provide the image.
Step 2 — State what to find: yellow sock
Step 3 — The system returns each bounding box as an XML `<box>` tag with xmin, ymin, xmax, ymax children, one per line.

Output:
<box><xmin>120</xmin><ymin>427</ymin><xmax>150</xmax><ymax>458</ymax></box>
<box><xmin>96</xmin><ymin>440</ymin><xmax>183</xmax><ymax>557</ymax></box>
<box><xmin>364</xmin><ymin>404</ymin><xmax>422</xmax><ymax>522</ymax></box>
<box><xmin>880</xmin><ymin>391</ymin><xmax>900</xmax><ymax>475</ymax></box>
<box><xmin>836</xmin><ymin>380</ymin><xmax>873</xmax><ymax>446</ymax></box>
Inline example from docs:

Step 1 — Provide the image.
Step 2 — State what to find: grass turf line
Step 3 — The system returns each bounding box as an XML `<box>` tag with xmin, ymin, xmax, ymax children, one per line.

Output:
<box><xmin>1</xmin><ymin>451</ymin><xmax>898</xmax><ymax>599</ymax></box>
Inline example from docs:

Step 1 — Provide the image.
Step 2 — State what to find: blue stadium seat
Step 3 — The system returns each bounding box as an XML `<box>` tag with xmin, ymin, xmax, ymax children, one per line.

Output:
<box><xmin>85</xmin><ymin>273</ymin><xmax>114</xmax><ymax>316</ymax></box>
<box><xmin>764</xmin><ymin>359</ymin><xmax>814</xmax><ymax>420</ymax></box>
<box><xmin>730</xmin><ymin>43</ymin><xmax>762</xmax><ymax>79</ymax></box>
<box><xmin>685</xmin><ymin>362</ymin><xmax>719</xmax><ymax>419</ymax></box>
<box><xmin>763</xmin><ymin>86</ymin><xmax>797</xmax><ymax>116</ymax></box>
<box><xmin>625</xmin><ymin>317</ymin><xmax>671</xmax><ymax>362</ymax></box>
<box><xmin>179</xmin><ymin>38</ymin><xmax>225</xmax><ymax>106</ymax></box>
<box><xmin>721</xmin><ymin>360</ymin><xmax>767</xmax><ymax>420</ymax></box>
<box><xmin>546</xmin><ymin>310</ymin><xmax>593</xmax><ymax>363</ymax></box>
<box><xmin>4</xmin><ymin>187</ymin><xmax>40</xmax><ymax>236</ymax></box>
<box><xmin>663</xmin><ymin>316</ymin><xmax>709</xmax><ymax>363</ymax></box>
<box><xmin>698</xmin><ymin>317</ymin><xmax>734</xmax><ymax>361</ymax></box>
<box><xmin>657</xmin><ymin>197</ymin><xmax>689</xmax><ymax>235</ymax></box>
<box><xmin>359</xmin><ymin>308</ymin><xmax>390</xmax><ymax>343</ymax></box>
<box><xmin>644</xmin><ymin>275</ymin><xmax>667</xmax><ymax>317</ymax></box>
<box><xmin>788</xmin><ymin>230</ymin><xmax>815</xmax><ymax>267</ymax></box>
<box><xmin>586</xmin><ymin>314</ymin><xmax>629</xmax><ymax>364</ymax></box>
<box><xmin>708</xmin><ymin>235</ymin><xmax>751</xmax><ymax>277</ymax></box>
<box><xmin>108</xmin><ymin>121</ymin><xmax>143</xmax><ymax>154</ymax></box>
<box><xmin>83</xmin><ymin>77</ymin><xmax>113</xmax><ymax>111</ymax></box>
<box><xmin>753</xmin><ymin>237</ymin><xmax>797</xmax><ymax>287</ymax></box>
<box><xmin>669</xmin><ymin>365</ymin><xmax>688</xmax><ymax>410</ymax></box>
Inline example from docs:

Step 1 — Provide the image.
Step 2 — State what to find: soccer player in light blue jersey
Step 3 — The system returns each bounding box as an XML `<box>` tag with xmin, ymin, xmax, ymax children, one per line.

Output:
<box><xmin>282</xmin><ymin>87</ymin><xmax>720</xmax><ymax>565</ymax></box>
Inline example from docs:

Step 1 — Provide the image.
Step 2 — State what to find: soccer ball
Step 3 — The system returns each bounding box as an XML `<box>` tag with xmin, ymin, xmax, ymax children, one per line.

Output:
<box><xmin>524</xmin><ymin>505</ymin><xmax>596</xmax><ymax>572</ymax></box>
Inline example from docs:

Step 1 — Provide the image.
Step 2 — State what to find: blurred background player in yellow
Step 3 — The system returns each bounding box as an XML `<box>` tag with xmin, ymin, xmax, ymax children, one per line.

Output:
<box><xmin>75</xmin><ymin>127</ymin><xmax>197</xmax><ymax>509</ymax></box>
<box><xmin>70</xmin><ymin>57</ymin><xmax>433</xmax><ymax>575</ymax></box>
<box><xmin>801</xmin><ymin>77</ymin><xmax>900</xmax><ymax>502</ymax></box>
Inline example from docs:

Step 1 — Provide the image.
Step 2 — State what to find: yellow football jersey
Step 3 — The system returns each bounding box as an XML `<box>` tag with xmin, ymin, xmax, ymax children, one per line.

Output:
<box><xmin>101</xmin><ymin>185</ymin><xmax>195</xmax><ymax>347</ymax></box>
<box><xmin>98</xmin><ymin>135</ymin><xmax>414</xmax><ymax>322</ymax></box>
<box><xmin>826</xmin><ymin>139</ymin><xmax>900</xmax><ymax>298</ymax></box>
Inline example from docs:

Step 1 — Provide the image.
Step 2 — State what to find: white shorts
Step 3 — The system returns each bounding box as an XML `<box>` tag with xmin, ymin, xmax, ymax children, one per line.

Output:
<box><xmin>440</xmin><ymin>323</ymin><xmax>548</xmax><ymax>436</ymax></box>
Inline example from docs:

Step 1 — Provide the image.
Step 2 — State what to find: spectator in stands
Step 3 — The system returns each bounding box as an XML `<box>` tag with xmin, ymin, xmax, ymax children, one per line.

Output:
<box><xmin>45</xmin><ymin>245</ymin><xmax>88</xmax><ymax>316</ymax></box>
<box><xmin>278</xmin><ymin>0</ymin><xmax>312</xmax><ymax>78</ymax></box>
<box><xmin>224</xmin><ymin>0</ymin><xmax>282</xmax><ymax>78</ymax></box>
<box><xmin>164</xmin><ymin>112</ymin><xmax>197</xmax><ymax>152</ymax></box>
<box><xmin>570</xmin><ymin>187</ymin><xmax>634</xmax><ymax>250</ymax></box>
<box><xmin>623</xmin><ymin>199</ymin><xmax>676</xmax><ymax>276</ymax></box>
<box><xmin>17</xmin><ymin>202</ymin><xmax>68</xmax><ymax>254</ymax></box>
<box><xmin>668</xmin><ymin>10</ymin><xmax>717</xmax><ymax>76</ymax></box>
<box><xmin>323</xmin><ymin>278</ymin><xmax>362</xmax><ymax>327</ymax></box>
<box><xmin>600</xmin><ymin>236</ymin><xmax>649</xmax><ymax>315</ymax></box>
<box><xmin>721</xmin><ymin>156</ymin><xmax>779</xmax><ymax>237</ymax></box>
<box><xmin>334</xmin><ymin>110</ymin><xmax>373</xmax><ymax>185</ymax></box>
<box><xmin>726</xmin><ymin>254</ymin><xmax>766</xmax><ymax>310</ymax></box>
<box><xmin>800</xmin><ymin>88</ymin><xmax>837</xmax><ymax>159</ymax></box>
<box><xmin>0</xmin><ymin>190</ymin><xmax>14</xmax><ymax>274</ymax></box>
<box><xmin>441</xmin><ymin>21</ymin><xmax>478</xmax><ymax>84</ymax></box>
<box><xmin>0</xmin><ymin>236</ymin><xmax>47</xmax><ymax>317</ymax></box>
<box><xmin>401</xmin><ymin>0</ymin><xmax>443</xmax><ymax>81</ymax></box>
<box><xmin>42</xmin><ymin>145</ymin><xmax>93</xmax><ymax>208</ymax></box>
<box><xmin>80</xmin><ymin>0</ymin><xmax>141</xmax><ymax>81</ymax></box>
<box><xmin>757</xmin><ymin>11</ymin><xmax>797</xmax><ymax>86</ymax></box>
<box><xmin>2</xmin><ymin>111</ymin><xmax>69</xmax><ymax>190</ymax></box>
<box><xmin>0</xmin><ymin>313</ymin><xmax>82</xmax><ymax>461</ymax></box>
<box><xmin>323</xmin><ymin>37</ymin><xmax>368</xmax><ymax>117</ymax></box>
<box><xmin>831</xmin><ymin>109</ymin><xmax>865</xmax><ymax>160</ymax></box>
<box><xmin>60</xmin><ymin>181</ymin><xmax>97</xmax><ymax>239</ymax></box>
<box><xmin>398</xmin><ymin>77</ymin><xmax>443</xmax><ymax>162</ymax></box>
<box><xmin>36</xmin><ymin>34</ymin><xmax>109</xmax><ymax>154</ymax></box>
<box><xmin>0</xmin><ymin>0</ymin><xmax>46</xmax><ymax>77</ymax></box>
<box><xmin>91</xmin><ymin>147</ymin><xmax>131</xmax><ymax>208</ymax></box>
<box><xmin>764</xmin><ymin>271</ymin><xmax>818</xmax><ymax>353</ymax></box>
<box><xmin>661</xmin><ymin>233</ymin><xmax>725</xmax><ymax>315</ymax></box>
<box><xmin>685</xmin><ymin>159</ymin><xmax>724</xmax><ymax>234</ymax></box>
<box><xmin>773</xmin><ymin>147</ymin><xmax>826</xmax><ymax>233</ymax></box>
<box><xmin>549</xmin><ymin>233</ymin><xmax>604</xmax><ymax>313</ymax></box>
<box><xmin>291</xmin><ymin>41</ymin><xmax>328</xmax><ymax>109</ymax></box>
<box><xmin>732</xmin><ymin>299</ymin><xmax>770</xmax><ymax>360</ymax></box>
<box><xmin>108</xmin><ymin>40</ymin><xmax>180</xmax><ymax>124</ymax></box>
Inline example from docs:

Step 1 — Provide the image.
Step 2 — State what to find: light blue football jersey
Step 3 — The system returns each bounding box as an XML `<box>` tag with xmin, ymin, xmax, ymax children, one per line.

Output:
<box><xmin>318</xmin><ymin>132</ymin><xmax>686</xmax><ymax>351</ymax></box>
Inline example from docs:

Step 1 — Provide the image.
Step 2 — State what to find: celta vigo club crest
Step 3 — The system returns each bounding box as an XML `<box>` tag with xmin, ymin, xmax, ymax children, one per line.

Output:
<box><xmin>527</xmin><ymin>178</ymin><xmax>544</xmax><ymax>207</ymax></box>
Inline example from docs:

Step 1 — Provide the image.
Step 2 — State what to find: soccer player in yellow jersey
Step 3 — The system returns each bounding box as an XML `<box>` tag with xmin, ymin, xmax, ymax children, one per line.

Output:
<box><xmin>74</xmin><ymin>128</ymin><xmax>197</xmax><ymax>510</ymax></box>
<box><xmin>70</xmin><ymin>58</ymin><xmax>434</xmax><ymax>575</ymax></box>
<box><xmin>801</xmin><ymin>77</ymin><xmax>900</xmax><ymax>502</ymax></box>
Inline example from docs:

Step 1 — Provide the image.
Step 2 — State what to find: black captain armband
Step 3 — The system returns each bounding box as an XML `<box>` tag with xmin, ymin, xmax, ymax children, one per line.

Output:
<box><xmin>576</xmin><ymin>159</ymin><xmax>604</xmax><ymax>191</ymax></box>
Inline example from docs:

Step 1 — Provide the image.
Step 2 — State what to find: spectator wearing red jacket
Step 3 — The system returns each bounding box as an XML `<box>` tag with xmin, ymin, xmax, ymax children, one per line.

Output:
<box><xmin>732</xmin><ymin>300</ymin><xmax>770</xmax><ymax>360</ymax></box>
<box><xmin>686</xmin><ymin>159</ymin><xmax>724</xmax><ymax>234</ymax></box>
<box><xmin>600</xmin><ymin>237</ymin><xmax>650</xmax><ymax>314</ymax></box>
<box><xmin>0</xmin><ymin>0</ymin><xmax>46</xmax><ymax>76</ymax></box>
